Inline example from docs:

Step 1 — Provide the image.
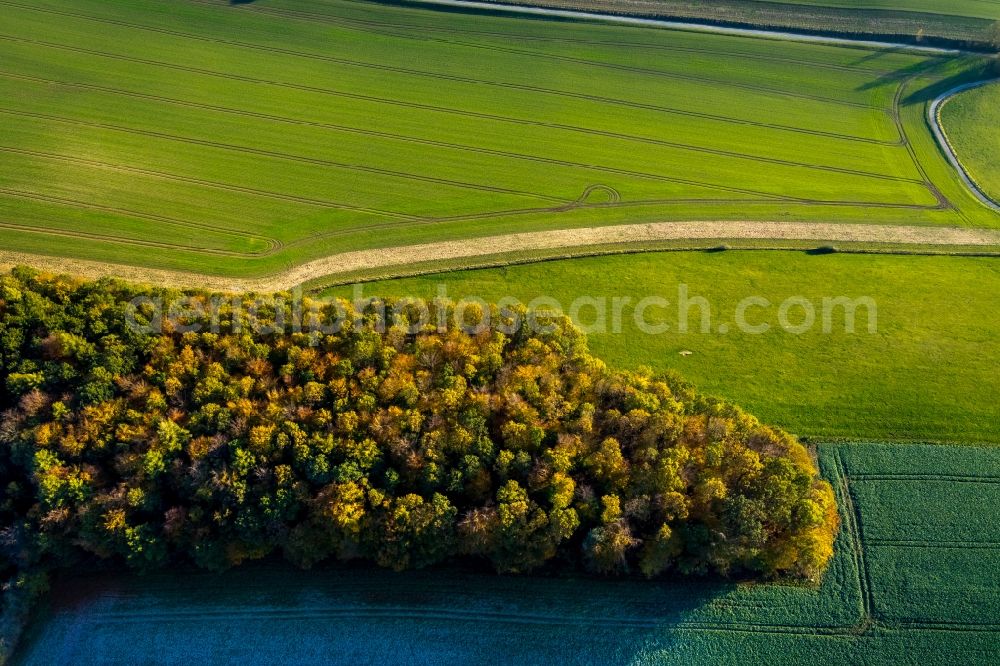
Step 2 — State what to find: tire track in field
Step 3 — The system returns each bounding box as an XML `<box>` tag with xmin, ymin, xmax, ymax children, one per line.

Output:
<box><xmin>0</xmin><ymin>221</ymin><xmax>269</xmax><ymax>257</ymax></box>
<box><xmin>2</xmin><ymin>0</ymin><xmax>902</xmax><ymax>147</ymax></box>
<box><xmin>890</xmin><ymin>72</ymin><xmax>953</xmax><ymax>210</ymax></box>
<box><xmin>316</xmin><ymin>24</ymin><xmax>887</xmax><ymax>111</ymax></box>
<box><xmin>867</xmin><ymin>539</ymin><xmax>1000</xmax><ymax>550</ymax></box>
<box><xmin>278</xmin><ymin>198</ymin><xmax>774</xmax><ymax>249</ymax></box>
<box><xmin>835</xmin><ymin>452</ymin><xmax>876</xmax><ymax>632</ymax></box>
<box><xmin>257</xmin><ymin>6</ymin><xmax>903</xmax><ymax>75</ymax></box>
<box><xmin>0</xmin><ymin>104</ymin><xmax>945</xmax><ymax>252</ymax></box>
<box><xmin>291</xmin><ymin>193</ymin><xmax>946</xmax><ymax>246</ymax></box>
<box><xmin>190</xmin><ymin>0</ymin><xmax>908</xmax><ymax>77</ymax></box>
<box><xmin>0</xmin><ymin>106</ymin><xmax>565</xmax><ymax>205</ymax></box>
<box><xmin>890</xmin><ymin>620</ymin><xmax>1000</xmax><ymax>633</ymax></box>
<box><xmin>0</xmin><ymin>77</ymin><xmax>916</xmax><ymax>187</ymax></box>
<box><xmin>355</xmin><ymin>25</ymin><xmax>894</xmax><ymax>111</ymax></box>
<box><xmin>0</xmin><ymin>40</ymin><xmax>904</xmax><ymax>178</ymax></box>
<box><xmin>61</xmin><ymin>604</ymin><xmax>858</xmax><ymax>634</ymax></box>
<box><xmin>425</xmin><ymin>194</ymin><xmax>943</xmax><ymax>225</ymax></box>
<box><xmin>851</xmin><ymin>474</ymin><xmax>1000</xmax><ymax>483</ymax></box>
<box><xmin>0</xmin><ymin>69</ymin><xmax>909</xmax><ymax>192</ymax></box>
<box><xmin>0</xmin><ymin>86</ymin><xmax>938</xmax><ymax>244</ymax></box>
<box><xmin>0</xmin><ymin>90</ymin><xmax>810</xmax><ymax>204</ymax></box>
<box><xmin>0</xmin><ymin>187</ymin><xmax>282</xmax><ymax>253</ymax></box>
<box><xmin>0</xmin><ymin>145</ymin><xmax>418</xmax><ymax>220</ymax></box>
<box><xmin>186</xmin><ymin>0</ymin><xmax>901</xmax><ymax>75</ymax></box>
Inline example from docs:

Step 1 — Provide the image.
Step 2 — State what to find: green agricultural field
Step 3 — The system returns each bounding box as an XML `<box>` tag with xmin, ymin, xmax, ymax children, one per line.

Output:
<box><xmin>940</xmin><ymin>82</ymin><xmax>1000</xmax><ymax>204</ymax></box>
<box><xmin>14</xmin><ymin>442</ymin><xmax>1000</xmax><ymax>665</ymax></box>
<box><xmin>484</xmin><ymin>0</ymin><xmax>1000</xmax><ymax>45</ymax></box>
<box><xmin>0</xmin><ymin>0</ymin><xmax>998</xmax><ymax>279</ymax></box>
<box><xmin>325</xmin><ymin>251</ymin><xmax>1000</xmax><ymax>443</ymax></box>
<box><xmin>745</xmin><ymin>0</ymin><xmax>1000</xmax><ymax>20</ymax></box>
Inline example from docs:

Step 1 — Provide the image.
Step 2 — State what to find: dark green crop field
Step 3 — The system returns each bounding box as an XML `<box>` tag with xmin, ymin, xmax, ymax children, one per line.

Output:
<box><xmin>0</xmin><ymin>0</ymin><xmax>997</xmax><ymax>277</ymax></box>
<box><xmin>14</xmin><ymin>442</ymin><xmax>1000</xmax><ymax>665</ymax></box>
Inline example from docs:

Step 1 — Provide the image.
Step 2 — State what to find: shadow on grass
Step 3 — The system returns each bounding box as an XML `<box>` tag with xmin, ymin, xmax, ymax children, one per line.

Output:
<box><xmin>848</xmin><ymin>51</ymin><xmax>997</xmax><ymax>111</ymax></box>
<box><xmin>375</xmin><ymin>0</ymin><xmax>590</xmax><ymax>27</ymax></box>
<box><xmin>900</xmin><ymin>63</ymin><xmax>997</xmax><ymax>106</ymax></box>
<box><xmin>17</xmin><ymin>562</ymin><xmax>750</xmax><ymax>664</ymax></box>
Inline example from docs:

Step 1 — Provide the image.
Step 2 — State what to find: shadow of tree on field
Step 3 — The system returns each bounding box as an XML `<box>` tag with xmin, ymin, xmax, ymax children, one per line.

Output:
<box><xmin>899</xmin><ymin>64</ymin><xmax>996</xmax><ymax>106</ymax></box>
<box><xmin>850</xmin><ymin>46</ymin><xmax>911</xmax><ymax>68</ymax></box>
<box><xmin>850</xmin><ymin>49</ymin><xmax>995</xmax><ymax>107</ymax></box>
<box><xmin>854</xmin><ymin>59</ymin><xmax>941</xmax><ymax>93</ymax></box>
<box><xmin>22</xmin><ymin>563</ymin><xmax>750</xmax><ymax>664</ymax></box>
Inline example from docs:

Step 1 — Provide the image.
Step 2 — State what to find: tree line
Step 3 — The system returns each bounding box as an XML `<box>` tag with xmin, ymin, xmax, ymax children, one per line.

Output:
<box><xmin>0</xmin><ymin>268</ymin><xmax>838</xmax><ymax>657</ymax></box>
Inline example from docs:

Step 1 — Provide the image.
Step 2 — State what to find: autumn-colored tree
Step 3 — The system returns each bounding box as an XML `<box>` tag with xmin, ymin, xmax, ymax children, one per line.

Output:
<box><xmin>0</xmin><ymin>266</ymin><xmax>839</xmax><ymax>614</ymax></box>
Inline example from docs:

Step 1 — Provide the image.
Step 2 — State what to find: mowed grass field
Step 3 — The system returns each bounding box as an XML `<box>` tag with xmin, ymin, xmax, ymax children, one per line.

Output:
<box><xmin>325</xmin><ymin>251</ymin><xmax>1000</xmax><ymax>443</ymax></box>
<box><xmin>0</xmin><ymin>0</ymin><xmax>998</xmax><ymax>277</ymax></box>
<box><xmin>940</xmin><ymin>82</ymin><xmax>1000</xmax><ymax>205</ymax></box>
<box><xmin>15</xmin><ymin>442</ymin><xmax>1000</xmax><ymax>665</ymax></box>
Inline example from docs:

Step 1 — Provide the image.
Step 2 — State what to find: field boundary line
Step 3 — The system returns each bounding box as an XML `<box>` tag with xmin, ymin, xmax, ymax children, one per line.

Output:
<box><xmin>929</xmin><ymin>79</ymin><xmax>1000</xmax><ymax>214</ymax></box>
<box><xmin>3</xmin><ymin>221</ymin><xmax>998</xmax><ymax>291</ymax></box>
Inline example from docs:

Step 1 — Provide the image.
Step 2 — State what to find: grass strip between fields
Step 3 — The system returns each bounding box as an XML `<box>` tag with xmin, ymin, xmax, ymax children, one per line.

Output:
<box><xmin>3</xmin><ymin>222</ymin><xmax>998</xmax><ymax>292</ymax></box>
